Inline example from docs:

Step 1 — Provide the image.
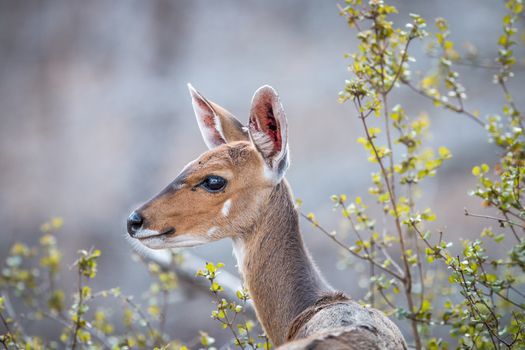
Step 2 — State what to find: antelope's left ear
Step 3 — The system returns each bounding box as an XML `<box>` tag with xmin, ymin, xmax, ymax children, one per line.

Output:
<box><xmin>188</xmin><ymin>83</ymin><xmax>248</xmax><ymax>149</ymax></box>
<box><xmin>248</xmin><ymin>85</ymin><xmax>289</xmax><ymax>183</ymax></box>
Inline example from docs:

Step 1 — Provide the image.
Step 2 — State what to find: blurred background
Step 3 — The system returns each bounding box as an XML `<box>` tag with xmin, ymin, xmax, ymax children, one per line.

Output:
<box><xmin>0</xmin><ymin>0</ymin><xmax>524</xmax><ymax>345</ymax></box>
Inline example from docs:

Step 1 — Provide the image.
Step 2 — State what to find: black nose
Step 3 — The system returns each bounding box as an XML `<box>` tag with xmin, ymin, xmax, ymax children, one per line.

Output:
<box><xmin>127</xmin><ymin>211</ymin><xmax>143</xmax><ymax>237</ymax></box>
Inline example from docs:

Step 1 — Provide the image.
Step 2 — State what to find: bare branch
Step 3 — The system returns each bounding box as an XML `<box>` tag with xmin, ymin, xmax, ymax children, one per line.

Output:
<box><xmin>135</xmin><ymin>248</ymin><xmax>255</xmax><ymax>315</ymax></box>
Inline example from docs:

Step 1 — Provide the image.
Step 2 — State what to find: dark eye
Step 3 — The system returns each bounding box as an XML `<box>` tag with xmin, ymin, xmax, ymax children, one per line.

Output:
<box><xmin>200</xmin><ymin>175</ymin><xmax>227</xmax><ymax>193</ymax></box>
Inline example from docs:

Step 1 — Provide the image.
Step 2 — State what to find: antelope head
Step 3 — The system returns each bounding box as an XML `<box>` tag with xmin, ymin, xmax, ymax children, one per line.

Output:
<box><xmin>127</xmin><ymin>84</ymin><xmax>290</xmax><ymax>249</ymax></box>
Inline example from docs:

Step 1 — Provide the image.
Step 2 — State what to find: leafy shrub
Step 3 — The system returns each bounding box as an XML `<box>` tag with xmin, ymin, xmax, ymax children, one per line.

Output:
<box><xmin>0</xmin><ymin>221</ymin><xmax>264</xmax><ymax>350</ymax></box>
<box><xmin>196</xmin><ymin>262</ymin><xmax>270</xmax><ymax>350</ymax></box>
<box><xmin>0</xmin><ymin>218</ymin><xmax>184</xmax><ymax>349</ymax></box>
<box><xmin>299</xmin><ymin>0</ymin><xmax>524</xmax><ymax>348</ymax></box>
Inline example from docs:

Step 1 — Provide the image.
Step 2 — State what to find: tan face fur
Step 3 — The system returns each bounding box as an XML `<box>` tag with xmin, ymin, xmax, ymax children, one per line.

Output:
<box><xmin>134</xmin><ymin>142</ymin><xmax>273</xmax><ymax>249</ymax></box>
<box><xmin>128</xmin><ymin>84</ymin><xmax>289</xmax><ymax>250</ymax></box>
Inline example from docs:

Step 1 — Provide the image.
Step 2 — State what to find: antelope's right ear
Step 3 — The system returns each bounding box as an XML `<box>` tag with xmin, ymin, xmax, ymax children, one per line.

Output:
<box><xmin>249</xmin><ymin>85</ymin><xmax>289</xmax><ymax>183</ymax></box>
<box><xmin>188</xmin><ymin>84</ymin><xmax>248</xmax><ymax>149</ymax></box>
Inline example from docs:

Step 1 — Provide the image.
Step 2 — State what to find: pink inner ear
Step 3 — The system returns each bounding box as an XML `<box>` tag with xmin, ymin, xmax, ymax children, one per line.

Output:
<box><xmin>196</xmin><ymin>97</ymin><xmax>224</xmax><ymax>146</ymax></box>
<box><xmin>253</xmin><ymin>101</ymin><xmax>282</xmax><ymax>155</ymax></box>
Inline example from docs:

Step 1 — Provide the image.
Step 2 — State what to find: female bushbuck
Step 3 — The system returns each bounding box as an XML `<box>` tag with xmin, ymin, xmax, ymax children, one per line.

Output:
<box><xmin>127</xmin><ymin>85</ymin><xmax>407</xmax><ymax>349</ymax></box>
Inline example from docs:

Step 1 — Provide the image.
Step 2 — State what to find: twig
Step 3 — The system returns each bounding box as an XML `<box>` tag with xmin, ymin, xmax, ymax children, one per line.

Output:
<box><xmin>510</xmin><ymin>311</ymin><xmax>525</xmax><ymax>346</ymax></box>
<box><xmin>464</xmin><ymin>208</ymin><xmax>524</xmax><ymax>237</ymax></box>
<box><xmin>456</xmin><ymin>257</ymin><xmax>508</xmax><ymax>349</ymax></box>
<box><xmin>334</xmin><ymin>199</ymin><xmax>383</xmax><ymax>298</ymax></box>
<box><xmin>299</xmin><ymin>211</ymin><xmax>404</xmax><ymax>281</ymax></box>
<box><xmin>135</xmin><ymin>248</ymin><xmax>254</xmax><ymax>315</ymax></box>
<box><xmin>210</xmin><ymin>288</ymin><xmax>245</xmax><ymax>350</ymax></box>
<box><xmin>354</xmin><ymin>96</ymin><xmax>423</xmax><ymax>349</ymax></box>
<box><xmin>0</xmin><ymin>293</ymin><xmax>22</xmax><ymax>350</ymax></box>
<box><xmin>0</xmin><ymin>311</ymin><xmax>19</xmax><ymax>350</ymax></box>
<box><xmin>120</xmin><ymin>296</ymin><xmax>157</xmax><ymax>338</ymax></box>
<box><xmin>69</xmin><ymin>269</ymin><xmax>83</xmax><ymax>350</ymax></box>
<box><xmin>375</xmin><ymin>243</ymin><xmax>405</xmax><ymax>277</ymax></box>
<box><xmin>385</xmin><ymin>33</ymin><xmax>415</xmax><ymax>94</ymax></box>
<box><xmin>411</xmin><ymin>222</ymin><xmax>525</xmax><ymax>311</ymax></box>
<box><xmin>499</xmin><ymin>75</ymin><xmax>525</xmax><ymax>130</ymax></box>
<box><xmin>0</xmin><ymin>293</ymin><xmax>25</xmax><ymax>342</ymax></box>
<box><xmin>41</xmin><ymin>310</ymin><xmax>112</xmax><ymax>349</ymax></box>
<box><xmin>401</xmin><ymin>78</ymin><xmax>485</xmax><ymax>127</ymax></box>
<box><xmin>426</xmin><ymin>52</ymin><xmax>523</xmax><ymax>70</ymax></box>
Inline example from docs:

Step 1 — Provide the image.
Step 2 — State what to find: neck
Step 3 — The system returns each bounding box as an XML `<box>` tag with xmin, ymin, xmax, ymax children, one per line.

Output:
<box><xmin>233</xmin><ymin>181</ymin><xmax>331</xmax><ymax>345</ymax></box>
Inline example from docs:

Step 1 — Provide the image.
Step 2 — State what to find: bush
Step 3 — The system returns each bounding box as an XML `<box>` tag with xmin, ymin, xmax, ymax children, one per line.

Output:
<box><xmin>302</xmin><ymin>0</ymin><xmax>524</xmax><ymax>348</ymax></box>
<box><xmin>0</xmin><ymin>218</ymin><xmax>181</xmax><ymax>349</ymax></box>
<box><xmin>0</xmin><ymin>220</ymin><xmax>266</xmax><ymax>350</ymax></box>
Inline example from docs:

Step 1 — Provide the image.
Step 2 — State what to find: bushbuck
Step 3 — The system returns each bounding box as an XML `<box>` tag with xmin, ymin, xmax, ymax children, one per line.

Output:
<box><xmin>127</xmin><ymin>84</ymin><xmax>407</xmax><ymax>349</ymax></box>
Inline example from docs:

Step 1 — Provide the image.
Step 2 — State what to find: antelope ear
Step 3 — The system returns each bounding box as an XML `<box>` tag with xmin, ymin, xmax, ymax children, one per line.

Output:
<box><xmin>248</xmin><ymin>85</ymin><xmax>289</xmax><ymax>183</ymax></box>
<box><xmin>188</xmin><ymin>83</ymin><xmax>248</xmax><ymax>149</ymax></box>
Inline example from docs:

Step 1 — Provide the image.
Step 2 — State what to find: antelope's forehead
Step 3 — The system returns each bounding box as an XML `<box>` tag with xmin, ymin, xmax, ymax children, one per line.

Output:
<box><xmin>184</xmin><ymin>143</ymin><xmax>259</xmax><ymax>179</ymax></box>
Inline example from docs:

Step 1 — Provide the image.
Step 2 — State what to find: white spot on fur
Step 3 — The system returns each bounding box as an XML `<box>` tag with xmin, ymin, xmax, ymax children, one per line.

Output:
<box><xmin>222</xmin><ymin>199</ymin><xmax>232</xmax><ymax>217</ymax></box>
<box><xmin>232</xmin><ymin>238</ymin><xmax>245</xmax><ymax>275</ymax></box>
<box><xmin>207</xmin><ymin>226</ymin><xmax>219</xmax><ymax>236</ymax></box>
<box><xmin>263</xmin><ymin>164</ymin><xmax>277</xmax><ymax>182</ymax></box>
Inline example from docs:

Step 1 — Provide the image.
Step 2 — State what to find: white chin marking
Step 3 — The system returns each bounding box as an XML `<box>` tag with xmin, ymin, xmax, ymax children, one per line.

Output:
<box><xmin>135</xmin><ymin>233</ymin><xmax>209</xmax><ymax>249</ymax></box>
<box><xmin>133</xmin><ymin>229</ymin><xmax>162</xmax><ymax>239</ymax></box>
<box><xmin>222</xmin><ymin>199</ymin><xmax>232</xmax><ymax>217</ymax></box>
<box><xmin>165</xmin><ymin>235</ymin><xmax>210</xmax><ymax>247</ymax></box>
<box><xmin>135</xmin><ymin>236</ymin><xmax>168</xmax><ymax>249</ymax></box>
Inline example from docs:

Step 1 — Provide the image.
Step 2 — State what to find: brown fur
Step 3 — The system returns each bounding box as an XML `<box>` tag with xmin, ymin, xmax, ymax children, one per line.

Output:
<box><xmin>234</xmin><ymin>181</ymin><xmax>406</xmax><ymax>349</ymax></box>
<box><xmin>240</xmin><ymin>181</ymin><xmax>330</xmax><ymax>344</ymax></box>
<box><xmin>137</xmin><ymin>141</ymin><xmax>270</xmax><ymax>242</ymax></box>
<box><xmin>130</xmin><ymin>85</ymin><xmax>407</xmax><ymax>349</ymax></box>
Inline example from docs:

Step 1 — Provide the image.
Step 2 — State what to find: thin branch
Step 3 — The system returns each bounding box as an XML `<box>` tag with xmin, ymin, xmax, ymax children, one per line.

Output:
<box><xmin>354</xmin><ymin>98</ymin><xmax>411</xmax><ymax>279</ymax></box>
<box><xmin>402</xmin><ymin>78</ymin><xmax>485</xmax><ymax>127</ymax></box>
<box><xmin>426</xmin><ymin>51</ymin><xmax>525</xmax><ymax>71</ymax></box>
<box><xmin>40</xmin><ymin>310</ymin><xmax>112</xmax><ymax>349</ymax></box>
<box><xmin>69</xmin><ymin>269</ymin><xmax>83</xmax><ymax>350</ymax></box>
<box><xmin>385</xmin><ymin>35</ymin><xmax>414</xmax><ymax>94</ymax></box>
<box><xmin>464</xmin><ymin>208</ymin><xmax>524</xmax><ymax>239</ymax></box>
<box><xmin>0</xmin><ymin>311</ymin><xmax>19</xmax><ymax>350</ymax></box>
<box><xmin>210</xmin><ymin>288</ymin><xmax>245</xmax><ymax>350</ymax></box>
<box><xmin>136</xmin><ymin>248</ymin><xmax>254</xmax><ymax>315</ymax></box>
<box><xmin>500</xmin><ymin>76</ymin><xmax>525</xmax><ymax>126</ymax></box>
<box><xmin>375</xmin><ymin>243</ymin><xmax>405</xmax><ymax>277</ymax></box>
<box><xmin>456</xmin><ymin>257</ymin><xmax>508</xmax><ymax>348</ymax></box>
<box><xmin>299</xmin><ymin>211</ymin><xmax>404</xmax><ymax>281</ymax></box>
<box><xmin>411</xmin><ymin>222</ymin><xmax>525</xmax><ymax>311</ymax></box>
<box><xmin>0</xmin><ymin>293</ymin><xmax>25</xmax><ymax>342</ymax></box>
<box><xmin>120</xmin><ymin>296</ymin><xmax>157</xmax><ymax>338</ymax></box>
<box><xmin>159</xmin><ymin>290</ymin><xmax>169</xmax><ymax>339</ymax></box>
<box><xmin>335</xmin><ymin>199</ymin><xmax>378</xmax><ymax>305</ymax></box>
<box><xmin>510</xmin><ymin>311</ymin><xmax>525</xmax><ymax>346</ymax></box>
